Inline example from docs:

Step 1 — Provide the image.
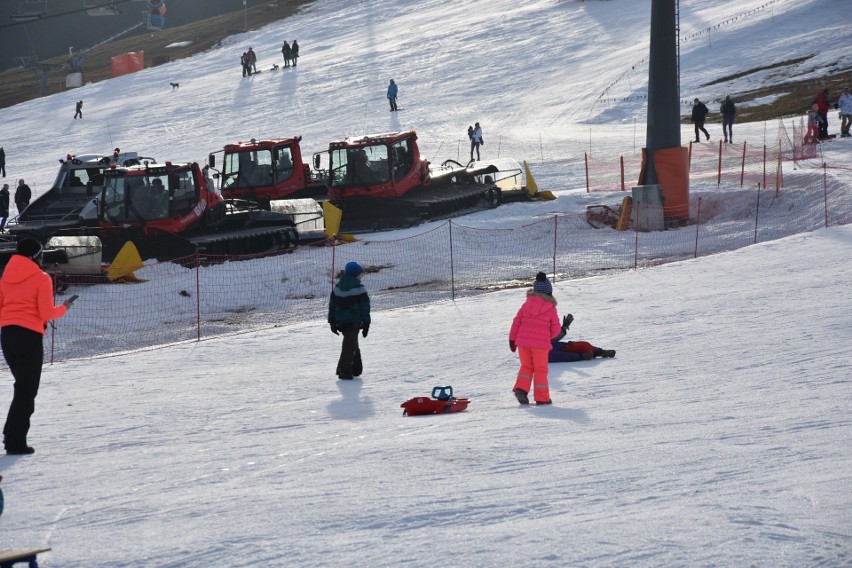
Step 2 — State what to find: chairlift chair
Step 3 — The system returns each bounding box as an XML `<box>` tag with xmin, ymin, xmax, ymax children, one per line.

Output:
<box><xmin>84</xmin><ymin>1</ymin><xmax>121</xmax><ymax>16</ymax></box>
<box><xmin>10</xmin><ymin>0</ymin><xmax>48</xmax><ymax>22</ymax></box>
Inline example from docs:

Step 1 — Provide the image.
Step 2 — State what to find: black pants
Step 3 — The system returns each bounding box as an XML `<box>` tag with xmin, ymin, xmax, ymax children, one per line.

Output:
<box><xmin>694</xmin><ymin>123</ymin><xmax>709</xmax><ymax>141</ymax></box>
<box><xmin>470</xmin><ymin>141</ymin><xmax>481</xmax><ymax>161</ymax></box>
<box><xmin>2</xmin><ymin>326</ymin><xmax>44</xmax><ymax>449</ymax></box>
<box><xmin>818</xmin><ymin>111</ymin><xmax>829</xmax><ymax>139</ymax></box>
<box><xmin>335</xmin><ymin>325</ymin><xmax>362</xmax><ymax>378</ymax></box>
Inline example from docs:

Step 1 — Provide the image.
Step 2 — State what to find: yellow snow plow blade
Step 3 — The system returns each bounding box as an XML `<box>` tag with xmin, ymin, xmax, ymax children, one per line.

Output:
<box><xmin>322</xmin><ymin>201</ymin><xmax>358</xmax><ymax>242</ymax></box>
<box><xmin>525</xmin><ymin>161</ymin><xmax>556</xmax><ymax>200</ymax></box>
<box><xmin>106</xmin><ymin>241</ymin><xmax>145</xmax><ymax>283</ymax></box>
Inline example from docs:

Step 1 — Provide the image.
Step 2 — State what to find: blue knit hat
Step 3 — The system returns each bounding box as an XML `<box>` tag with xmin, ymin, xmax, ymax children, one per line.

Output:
<box><xmin>345</xmin><ymin>261</ymin><xmax>364</xmax><ymax>276</ymax></box>
<box><xmin>533</xmin><ymin>272</ymin><xmax>552</xmax><ymax>295</ymax></box>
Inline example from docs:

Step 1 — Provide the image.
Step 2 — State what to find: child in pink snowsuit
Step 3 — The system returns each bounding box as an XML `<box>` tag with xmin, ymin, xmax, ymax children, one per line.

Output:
<box><xmin>509</xmin><ymin>272</ymin><xmax>561</xmax><ymax>405</ymax></box>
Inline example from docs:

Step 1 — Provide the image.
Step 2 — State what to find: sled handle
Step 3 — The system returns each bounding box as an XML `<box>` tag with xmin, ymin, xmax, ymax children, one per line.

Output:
<box><xmin>432</xmin><ymin>385</ymin><xmax>453</xmax><ymax>400</ymax></box>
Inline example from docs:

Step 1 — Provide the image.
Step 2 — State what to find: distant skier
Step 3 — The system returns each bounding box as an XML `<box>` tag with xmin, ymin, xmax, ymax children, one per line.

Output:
<box><xmin>281</xmin><ymin>41</ymin><xmax>291</xmax><ymax>67</ymax></box>
<box><xmin>816</xmin><ymin>88</ymin><xmax>830</xmax><ymax>139</ymax></box>
<box><xmin>839</xmin><ymin>86</ymin><xmax>852</xmax><ymax>138</ymax></box>
<box><xmin>290</xmin><ymin>40</ymin><xmax>299</xmax><ymax>67</ymax></box>
<box><xmin>470</xmin><ymin>122</ymin><xmax>483</xmax><ymax>162</ymax></box>
<box><xmin>240</xmin><ymin>52</ymin><xmax>250</xmax><ymax>76</ymax></box>
<box><xmin>720</xmin><ymin>95</ymin><xmax>736</xmax><ymax>143</ymax></box>
<box><xmin>247</xmin><ymin>47</ymin><xmax>257</xmax><ymax>74</ymax></box>
<box><xmin>387</xmin><ymin>79</ymin><xmax>398</xmax><ymax>112</ymax></box>
<box><xmin>509</xmin><ymin>272</ymin><xmax>561</xmax><ymax>406</ymax></box>
<box><xmin>548</xmin><ymin>314</ymin><xmax>615</xmax><ymax>362</ymax></box>
<box><xmin>14</xmin><ymin>179</ymin><xmax>30</xmax><ymax>214</ymax></box>
<box><xmin>74</xmin><ymin>100</ymin><xmax>83</xmax><ymax>119</ymax></box>
<box><xmin>328</xmin><ymin>261</ymin><xmax>371</xmax><ymax>380</ymax></box>
<box><xmin>0</xmin><ymin>184</ymin><xmax>9</xmax><ymax>232</ymax></box>
<box><xmin>691</xmin><ymin>98</ymin><xmax>710</xmax><ymax>142</ymax></box>
<box><xmin>805</xmin><ymin>103</ymin><xmax>821</xmax><ymax>144</ymax></box>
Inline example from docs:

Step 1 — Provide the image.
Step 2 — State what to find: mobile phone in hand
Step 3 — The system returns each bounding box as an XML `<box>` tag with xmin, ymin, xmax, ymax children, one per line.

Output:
<box><xmin>67</xmin><ymin>294</ymin><xmax>79</xmax><ymax>304</ymax></box>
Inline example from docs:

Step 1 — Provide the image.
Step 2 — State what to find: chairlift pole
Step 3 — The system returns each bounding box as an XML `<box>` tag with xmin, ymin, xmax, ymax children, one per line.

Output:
<box><xmin>644</xmin><ymin>0</ymin><xmax>681</xmax><ymax>185</ymax></box>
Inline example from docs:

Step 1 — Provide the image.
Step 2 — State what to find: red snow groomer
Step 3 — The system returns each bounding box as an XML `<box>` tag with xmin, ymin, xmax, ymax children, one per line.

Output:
<box><xmin>401</xmin><ymin>386</ymin><xmax>470</xmax><ymax>416</ymax></box>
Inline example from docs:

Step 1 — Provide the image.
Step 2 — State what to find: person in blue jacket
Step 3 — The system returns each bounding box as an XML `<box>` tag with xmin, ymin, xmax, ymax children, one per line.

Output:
<box><xmin>328</xmin><ymin>261</ymin><xmax>371</xmax><ymax>380</ymax></box>
<box><xmin>549</xmin><ymin>314</ymin><xmax>615</xmax><ymax>362</ymax></box>
<box><xmin>387</xmin><ymin>79</ymin><xmax>398</xmax><ymax>112</ymax></box>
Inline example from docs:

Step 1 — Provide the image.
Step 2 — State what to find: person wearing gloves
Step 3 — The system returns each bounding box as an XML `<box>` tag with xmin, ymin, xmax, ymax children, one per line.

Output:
<box><xmin>328</xmin><ymin>261</ymin><xmax>371</xmax><ymax>380</ymax></box>
<box><xmin>509</xmin><ymin>272</ymin><xmax>561</xmax><ymax>405</ymax></box>
<box><xmin>549</xmin><ymin>314</ymin><xmax>616</xmax><ymax>362</ymax></box>
<box><xmin>1</xmin><ymin>238</ymin><xmax>75</xmax><ymax>455</ymax></box>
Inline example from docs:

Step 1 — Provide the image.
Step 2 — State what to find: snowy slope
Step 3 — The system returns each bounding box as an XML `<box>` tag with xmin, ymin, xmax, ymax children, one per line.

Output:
<box><xmin>0</xmin><ymin>0</ymin><xmax>851</xmax><ymax>566</ymax></box>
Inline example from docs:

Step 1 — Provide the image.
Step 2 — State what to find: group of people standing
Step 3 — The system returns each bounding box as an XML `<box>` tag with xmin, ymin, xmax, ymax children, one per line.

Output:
<box><xmin>280</xmin><ymin>40</ymin><xmax>299</xmax><ymax>67</ymax></box>
<box><xmin>690</xmin><ymin>95</ymin><xmax>737</xmax><ymax>143</ymax></box>
<box><xmin>809</xmin><ymin>87</ymin><xmax>852</xmax><ymax>141</ymax></box>
<box><xmin>0</xmin><ymin>179</ymin><xmax>31</xmax><ymax>233</ymax></box>
<box><xmin>694</xmin><ymin>87</ymin><xmax>852</xmax><ymax>146</ymax></box>
<box><xmin>0</xmin><ymin>148</ymin><xmax>31</xmax><ymax>232</ymax></box>
<box><xmin>239</xmin><ymin>41</ymin><xmax>300</xmax><ymax>76</ymax></box>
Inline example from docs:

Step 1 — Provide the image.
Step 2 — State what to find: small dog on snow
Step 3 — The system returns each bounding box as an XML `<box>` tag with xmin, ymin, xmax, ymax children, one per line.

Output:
<box><xmin>271</xmin><ymin>64</ymin><xmax>280</xmax><ymax>71</ymax></box>
<box><xmin>170</xmin><ymin>82</ymin><xmax>180</xmax><ymax>89</ymax></box>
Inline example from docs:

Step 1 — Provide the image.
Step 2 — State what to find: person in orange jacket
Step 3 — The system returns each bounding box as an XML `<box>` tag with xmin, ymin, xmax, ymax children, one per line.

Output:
<box><xmin>509</xmin><ymin>272</ymin><xmax>561</xmax><ymax>405</ymax></box>
<box><xmin>1</xmin><ymin>238</ymin><xmax>75</xmax><ymax>455</ymax></box>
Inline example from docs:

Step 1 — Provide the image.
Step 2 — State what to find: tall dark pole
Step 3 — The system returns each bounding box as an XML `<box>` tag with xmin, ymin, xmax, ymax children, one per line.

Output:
<box><xmin>645</xmin><ymin>0</ymin><xmax>680</xmax><ymax>186</ymax></box>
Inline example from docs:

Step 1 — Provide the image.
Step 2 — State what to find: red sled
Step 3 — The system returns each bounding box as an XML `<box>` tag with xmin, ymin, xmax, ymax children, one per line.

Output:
<box><xmin>401</xmin><ymin>386</ymin><xmax>470</xmax><ymax>416</ymax></box>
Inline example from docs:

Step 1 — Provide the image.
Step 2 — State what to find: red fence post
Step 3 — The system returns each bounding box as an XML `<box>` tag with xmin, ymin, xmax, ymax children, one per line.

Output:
<box><xmin>762</xmin><ymin>145</ymin><xmax>767</xmax><ymax>190</ymax></box>
<box><xmin>740</xmin><ymin>141</ymin><xmax>747</xmax><ymax>186</ymax></box>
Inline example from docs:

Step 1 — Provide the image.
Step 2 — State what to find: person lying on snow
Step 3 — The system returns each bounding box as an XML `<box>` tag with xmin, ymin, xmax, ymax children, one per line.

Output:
<box><xmin>549</xmin><ymin>314</ymin><xmax>616</xmax><ymax>362</ymax></box>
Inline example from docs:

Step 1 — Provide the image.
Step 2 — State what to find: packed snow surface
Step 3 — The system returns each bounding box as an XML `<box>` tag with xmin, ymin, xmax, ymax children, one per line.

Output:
<box><xmin>1</xmin><ymin>0</ymin><xmax>851</xmax><ymax>566</ymax></box>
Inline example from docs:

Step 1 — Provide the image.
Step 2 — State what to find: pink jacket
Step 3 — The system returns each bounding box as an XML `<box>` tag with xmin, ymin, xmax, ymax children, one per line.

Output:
<box><xmin>509</xmin><ymin>291</ymin><xmax>560</xmax><ymax>350</ymax></box>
